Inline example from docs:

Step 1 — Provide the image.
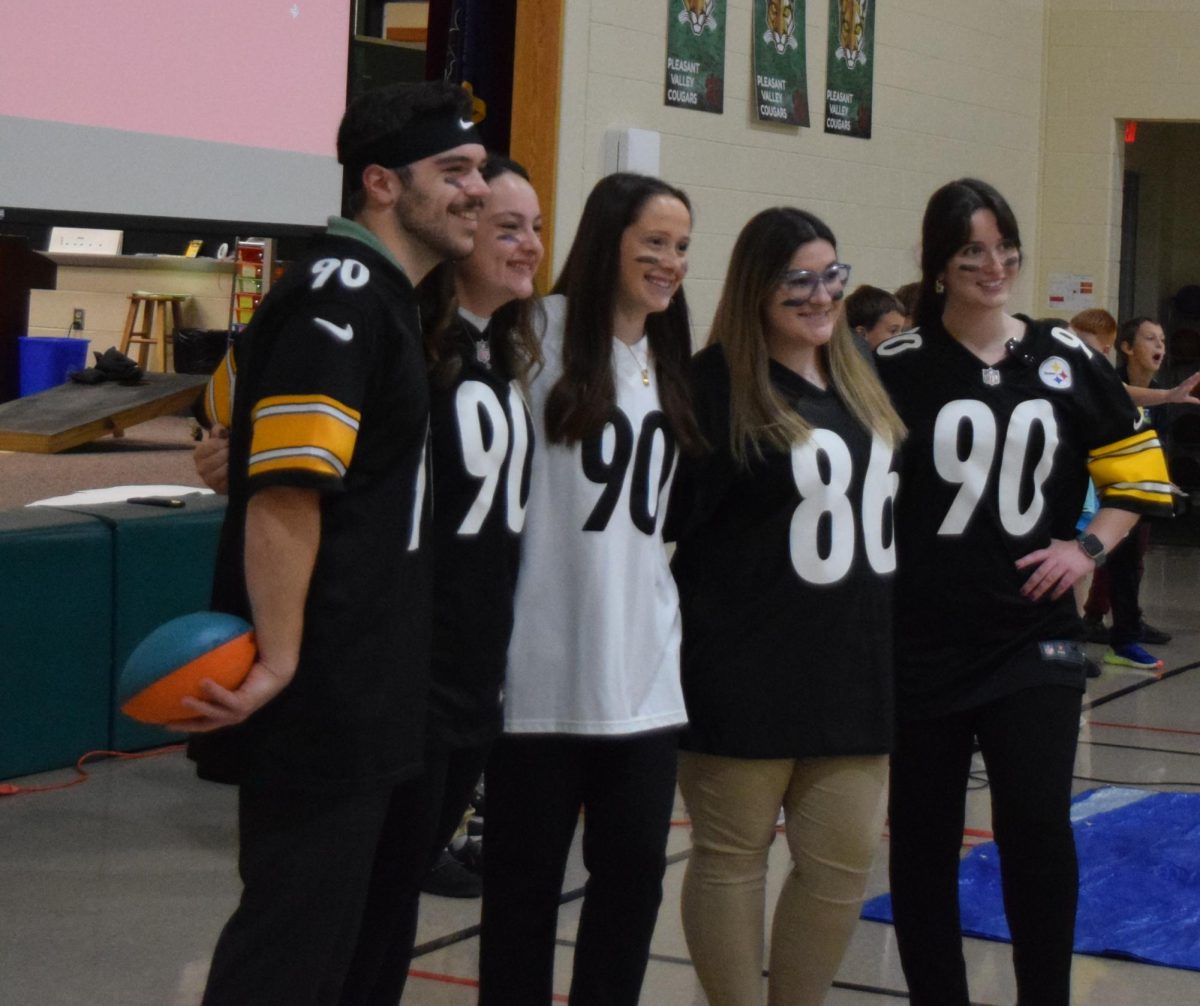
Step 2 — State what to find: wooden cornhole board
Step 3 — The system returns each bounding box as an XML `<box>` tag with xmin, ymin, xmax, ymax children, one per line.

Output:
<box><xmin>0</xmin><ymin>373</ymin><xmax>207</xmax><ymax>453</ymax></box>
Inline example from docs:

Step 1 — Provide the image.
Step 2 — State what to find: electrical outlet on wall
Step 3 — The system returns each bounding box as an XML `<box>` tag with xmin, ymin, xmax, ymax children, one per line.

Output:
<box><xmin>72</xmin><ymin>308</ymin><xmax>85</xmax><ymax>331</ymax></box>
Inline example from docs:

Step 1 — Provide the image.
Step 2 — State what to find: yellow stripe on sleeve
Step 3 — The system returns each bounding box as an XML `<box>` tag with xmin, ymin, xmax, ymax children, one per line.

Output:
<box><xmin>247</xmin><ymin>454</ymin><xmax>346</xmax><ymax>480</ymax></box>
<box><xmin>1088</xmin><ymin>428</ymin><xmax>1177</xmax><ymax>513</ymax></box>
<box><xmin>203</xmin><ymin>348</ymin><xmax>237</xmax><ymax>428</ymax></box>
<box><xmin>248</xmin><ymin>394</ymin><xmax>360</xmax><ymax>480</ymax></box>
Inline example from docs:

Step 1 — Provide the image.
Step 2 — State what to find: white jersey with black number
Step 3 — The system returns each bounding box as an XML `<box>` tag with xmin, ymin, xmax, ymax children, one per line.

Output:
<box><xmin>503</xmin><ymin>295</ymin><xmax>686</xmax><ymax>735</ymax></box>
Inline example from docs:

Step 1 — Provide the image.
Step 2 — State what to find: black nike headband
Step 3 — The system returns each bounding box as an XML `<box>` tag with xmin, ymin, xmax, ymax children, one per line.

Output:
<box><xmin>342</xmin><ymin>107</ymin><xmax>484</xmax><ymax>186</ymax></box>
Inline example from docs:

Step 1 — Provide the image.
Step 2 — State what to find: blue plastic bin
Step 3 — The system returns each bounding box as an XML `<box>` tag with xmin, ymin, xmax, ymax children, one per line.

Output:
<box><xmin>18</xmin><ymin>336</ymin><xmax>90</xmax><ymax>396</ymax></box>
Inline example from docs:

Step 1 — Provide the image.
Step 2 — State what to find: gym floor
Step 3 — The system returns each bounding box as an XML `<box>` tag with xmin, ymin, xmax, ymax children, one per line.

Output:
<box><xmin>3</xmin><ymin>544</ymin><xmax>1199</xmax><ymax>1005</ymax></box>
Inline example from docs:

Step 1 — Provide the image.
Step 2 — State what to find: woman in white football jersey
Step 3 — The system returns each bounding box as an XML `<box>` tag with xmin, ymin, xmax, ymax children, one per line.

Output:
<box><xmin>877</xmin><ymin>178</ymin><xmax>1175</xmax><ymax>1006</ymax></box>
<box><xmin>668</xmin><ymin>207</ymin><xmax>906</xmax><ymax>1005</ymax></box>
<box><xmin>478</xmin><ymin>172</ymin><xmax>704</xmax><ymax>1006</ymax></box>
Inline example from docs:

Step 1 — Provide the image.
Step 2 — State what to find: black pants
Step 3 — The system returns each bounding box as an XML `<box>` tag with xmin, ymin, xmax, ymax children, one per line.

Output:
<box><xmin>202</xmin><ymin>743</ymin><xmax>489</xmax><ymax>1006</ymax></box>
<box><xmin>340</xmin><ymin>742</ymin><xmax>490</xmax><ymax>1006</ymax></box>
<box><xmin>1107</xmin><ymin>524</ymin><xmax>1150</xmax><ymax>648</ymax></box>
<box><xmin>478</xmin><ymin>731</ymin><xmax>679</xmax><ymax>1006</ymax></box>
<box><xmin>201</xmin><ymin>778</ymin><xmax>424</xmax><ymax>1006</ymax></box>
<box><xmin>888</xmin><ymin>686</ymin><xmax>1082</xmax><ymax>1006</ymax></box>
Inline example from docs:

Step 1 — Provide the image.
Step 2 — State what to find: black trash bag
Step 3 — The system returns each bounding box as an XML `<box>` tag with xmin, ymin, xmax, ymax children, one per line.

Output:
<box><xmin>174</xmin><ymin>328</ymin><xmax>232</xmax><ymax>375</ymax></box>
<box><xmin>70</xmin><ymin>347</ymin><xmax>144</xmax><ymax>385</ymax></box>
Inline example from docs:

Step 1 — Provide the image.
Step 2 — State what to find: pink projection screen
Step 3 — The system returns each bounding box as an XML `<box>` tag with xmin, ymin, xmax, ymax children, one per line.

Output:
<box><xmin>0</xmin><ymin>1</ymin><xmax>351</xmax><ymax>225</ymax></box>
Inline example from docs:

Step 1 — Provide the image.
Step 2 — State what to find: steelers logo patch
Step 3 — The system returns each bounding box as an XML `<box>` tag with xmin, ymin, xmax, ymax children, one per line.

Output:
<box><xmin>1038</xmin><ymin>356</ymin><xmax>1073</xmax><ymax>390</ymax></box>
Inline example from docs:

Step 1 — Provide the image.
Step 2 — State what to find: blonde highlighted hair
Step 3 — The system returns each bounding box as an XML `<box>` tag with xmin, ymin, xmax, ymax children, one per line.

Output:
<box><xmin>709</xmin><ymin>207</ymin><xmax>905</xmax><ymax>466</ymax></box>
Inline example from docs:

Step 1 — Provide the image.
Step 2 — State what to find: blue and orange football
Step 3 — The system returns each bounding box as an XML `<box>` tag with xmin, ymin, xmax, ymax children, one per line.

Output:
<box><xmin>119</xmin><ymin>612</ymin><xmax>256</xmax><ymax>724</ymax></box>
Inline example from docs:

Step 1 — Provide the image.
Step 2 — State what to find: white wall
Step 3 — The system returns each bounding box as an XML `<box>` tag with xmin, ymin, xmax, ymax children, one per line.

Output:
<box><xmin>1038</xmin><ymin>0</ymin><xmax>1200</xmax><ymax>319</ymax></box>
<box><xmin>553</xmin><ymin>0</ymin><xmax>1048</xmax><ymax>344</ymax></box>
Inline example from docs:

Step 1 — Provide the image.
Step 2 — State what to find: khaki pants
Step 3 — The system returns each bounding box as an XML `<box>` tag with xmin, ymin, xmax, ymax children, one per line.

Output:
<box><xmin>677</xmin><ymin>751</ymin><xmax>889</xmax><ymax>1006</ymax></box>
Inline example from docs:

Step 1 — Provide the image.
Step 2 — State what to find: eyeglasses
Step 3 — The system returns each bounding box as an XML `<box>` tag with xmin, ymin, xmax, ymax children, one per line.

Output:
<box><xmin>779</xmin><ymin>263</ymin><xmax>851</xmax><ymax>303</ymax></box>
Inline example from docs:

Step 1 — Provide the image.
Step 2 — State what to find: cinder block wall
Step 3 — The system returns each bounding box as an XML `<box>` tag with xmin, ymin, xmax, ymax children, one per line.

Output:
<box><xmin>552</xmin><ymin>0</ymin><xmax>1048</xmax><ymax>346</ymax></box>
<box><xmin>1037</xmin><ymin>0</ymin><xmax>1200</xmax><ymax>317</ymax></box>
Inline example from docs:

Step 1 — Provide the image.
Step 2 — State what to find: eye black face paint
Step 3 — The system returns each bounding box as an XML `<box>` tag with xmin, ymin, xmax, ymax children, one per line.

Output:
<box><xmin>955</xmin><ymin>255</ymin><xmax>1020</xmax><ymax>273</ymax></box>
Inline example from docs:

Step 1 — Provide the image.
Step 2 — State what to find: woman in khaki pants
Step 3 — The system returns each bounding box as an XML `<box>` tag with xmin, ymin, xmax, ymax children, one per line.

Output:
<box><xmin>669</xmin><ymin>206</ymin><xmax>905</xmax><ymax>1005</ymax></box>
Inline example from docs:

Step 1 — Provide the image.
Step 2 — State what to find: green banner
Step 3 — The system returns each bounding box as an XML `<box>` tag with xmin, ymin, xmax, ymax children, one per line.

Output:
<box><xmin>665</xmin><ymin>1</ymin><xmax>726</xmax><ymax>114</ymax></box>
<box><xmin>824</xmin><ymin>0</ymin><xmax>874</xmax><ymax>138</ymax></box>
<box><xmin>753</xmin><ymin>1</ymin><xmax>809</xmax><ymax>126</ymax></box>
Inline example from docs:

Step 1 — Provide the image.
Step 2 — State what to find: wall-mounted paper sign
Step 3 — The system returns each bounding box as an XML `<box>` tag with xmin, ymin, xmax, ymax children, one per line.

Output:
<box><xmin>1047</xmin><ymin>273</ymin><xmax>1096</xmax><ymax>314</ymax></box>
<box><xmin>665</xmin><ymin>0</ymin><xmax>727</xmax><ymax>114</ymax></box>
<box><xmin>754</xmin><ymin>0</ymin><xmax>809</xmax><ymax>126</ymax></box>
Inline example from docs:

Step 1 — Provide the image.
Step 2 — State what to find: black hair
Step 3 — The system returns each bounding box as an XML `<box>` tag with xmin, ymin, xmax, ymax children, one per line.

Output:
<box><xmin>544</xmin><ymin>172</ymin><xmax>703</xmax><ymax>453</ymax></box>
<box><xmin>420</xmin><ymin>155</ymin><xmax>544</xmax><ymax>387</ymax></box>
<box><xmin>845</xmin><ymin>285</ymin><xmax>904</xmax><ymax>332</ymax></box>
<box><xmin>337</xmin><ymin>81</ymin><xmax>474</xmax><ymax>214</ymax></box>
<box><xmin>916</xmin><ymin>178</ymin><xmax>1021</xmax><ymax>330</ymax></box>
<box><xmin>1117</xmin><ymin>316</ymin><xmax>1156</xmax><ymax>352</ymax></box>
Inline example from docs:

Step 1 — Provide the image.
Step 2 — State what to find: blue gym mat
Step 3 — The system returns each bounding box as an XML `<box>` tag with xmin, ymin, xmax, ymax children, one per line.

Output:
<box><xmin>861</xmin><ymin>787</ymin><xmax>1200</xmax><ymax>971</ymax></box>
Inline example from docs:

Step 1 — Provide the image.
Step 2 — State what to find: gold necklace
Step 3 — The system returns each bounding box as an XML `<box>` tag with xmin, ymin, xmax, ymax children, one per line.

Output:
<box><xmin>621</xmin><ymin>339</ymin><xmax>650</xmax><ymax>386</ymax></box>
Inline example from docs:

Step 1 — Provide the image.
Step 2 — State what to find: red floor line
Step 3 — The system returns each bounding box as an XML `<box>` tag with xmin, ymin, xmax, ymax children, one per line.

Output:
<box><xmin>407</xmin><ymin>970</ymin><xmax>569</xmax><ymax>1002</ymax></box>
<box><xmin>1086</xmin><ymin>719</ymin><xmax>1200</xmax><ymax>738</ymax></box>
<box><xmin>881</xmin><ymin>827</ymin><xmax>994</xmax><ymax>847</ymax></box>
<box><xmin>407</xmin><ymin>969</ymin><xmax>479</xmax><ymax>990</ymax></box>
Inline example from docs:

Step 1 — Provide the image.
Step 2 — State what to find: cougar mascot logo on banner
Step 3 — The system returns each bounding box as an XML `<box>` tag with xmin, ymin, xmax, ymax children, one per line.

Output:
<box><xmin>763</xmin><ymin>1</ymin><xmax>798</xmax><ymax>54</ymax></box>
<box><xmin>836</xmin><ymin>0</ymin><xmax>869</xmax><ymax>69</ymax></box>
<box><xmin>679</xmin><ymin>0</ymin><xmax>718</xmax><ymax>35</ymax></box>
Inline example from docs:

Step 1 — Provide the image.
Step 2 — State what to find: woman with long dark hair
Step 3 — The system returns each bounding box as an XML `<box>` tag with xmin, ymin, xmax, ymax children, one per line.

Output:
<box><xmin>478</xmin><ymin>172</ymin><xmax>703</xmax><ymax>1006</ymax></box>
<box><xmin>876</xmin><ymin>178</ymin><xmax>1175</xmax><ymax>1005</ymax></box>
<box><xmin>668</xmin><ymin>206</ymin><xmax>904</xmax><ymax>1005</ymax></box>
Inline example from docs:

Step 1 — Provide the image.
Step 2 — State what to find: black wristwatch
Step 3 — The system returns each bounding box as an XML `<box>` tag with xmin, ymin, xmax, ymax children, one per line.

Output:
<box><xmin>1076</xmin><ymin>532</ymin><xmax>1107</xmax><ymax>567</ymax></box>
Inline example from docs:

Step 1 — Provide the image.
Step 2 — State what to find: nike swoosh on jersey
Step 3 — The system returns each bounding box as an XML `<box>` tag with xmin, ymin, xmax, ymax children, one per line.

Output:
<box><xmin>313</xmin><ymin>317</ymin><xmax>354</xmax><ymax>343</ymax></box>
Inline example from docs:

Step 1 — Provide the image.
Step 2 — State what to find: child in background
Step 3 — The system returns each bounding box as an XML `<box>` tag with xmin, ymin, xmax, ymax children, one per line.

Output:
<box><xmin>845</xmin><ymin>285</ymin><xmax>906</xmax><ymax>349</ymax></box>
<box><xmin>1071</xmin><ymin>310</ymin><xmax>1190</xmax><ymax>664</ymax></box>
<box><xmin>1089</xmin><ymin>318</ymin><xmax>1173</xmax><ymax>669</ymax></box>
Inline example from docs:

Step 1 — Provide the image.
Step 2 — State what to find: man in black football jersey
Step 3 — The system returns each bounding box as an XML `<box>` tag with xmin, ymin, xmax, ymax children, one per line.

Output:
<box><xmin>178</xmin><ymin>82</ymin><xmax>487</xmax><ymax>1006</ymax></box>
<box><xmin>876</xmin><ymin>179</ymin><xmax>1175</xmax><ymax>1006</ymax></box>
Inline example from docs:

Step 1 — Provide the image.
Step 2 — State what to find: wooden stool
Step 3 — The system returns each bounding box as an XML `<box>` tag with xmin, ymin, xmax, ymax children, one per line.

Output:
<box><xmin>118</xmin><ymin>293</ymin><xmax>188</xmax><ymax>372</ymax></box>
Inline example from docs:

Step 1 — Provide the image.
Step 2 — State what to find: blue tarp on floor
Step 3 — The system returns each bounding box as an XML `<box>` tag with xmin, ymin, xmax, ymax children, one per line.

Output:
<box><xmin>862</xmin><ymin>788</ymin><xmax>1200</xmax><ymax>971</ymax></box>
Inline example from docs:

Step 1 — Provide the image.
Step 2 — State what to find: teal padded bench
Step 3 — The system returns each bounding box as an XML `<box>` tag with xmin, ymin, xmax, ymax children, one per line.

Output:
<box><xmin>0</xmin><ymin>507</ymin><xmax>113</xmax><ymax>779</ymax></box>
<box><xmin>60</xmin><ymin>494</ymin><xmax>227</xmax><ymax>752</ymax></box>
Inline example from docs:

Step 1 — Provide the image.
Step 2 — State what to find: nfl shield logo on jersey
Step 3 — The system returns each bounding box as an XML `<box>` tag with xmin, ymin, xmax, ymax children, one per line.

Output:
<box><xmin>1038</xmin><ymin>356</ymin><xmax>1073</xmax><ymax>390</ymax></box>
